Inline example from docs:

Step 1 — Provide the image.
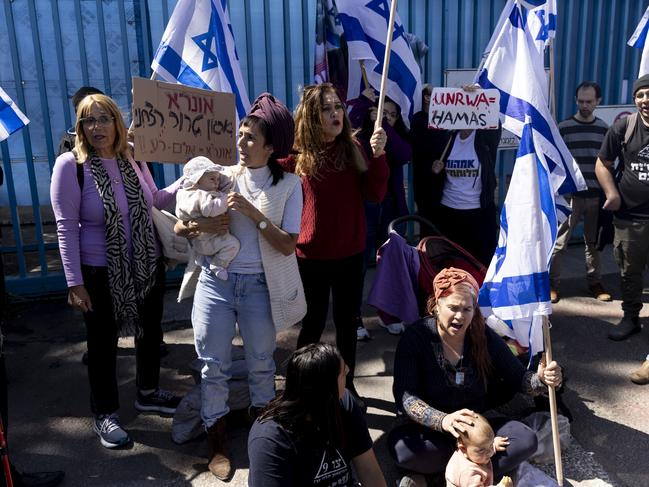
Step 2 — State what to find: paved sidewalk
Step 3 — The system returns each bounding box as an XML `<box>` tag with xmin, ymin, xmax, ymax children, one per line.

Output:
<box><xmin>3</xmin><ymin>244</ymin><xmax>647</xmax><ymax>486</ymax></box>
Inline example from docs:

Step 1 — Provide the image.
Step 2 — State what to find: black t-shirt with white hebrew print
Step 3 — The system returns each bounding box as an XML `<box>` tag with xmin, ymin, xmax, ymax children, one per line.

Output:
<box><xmin>247</xmin><ymin>391</ymin><xmax>372</xmax><ymax>487</ymax></box>
<box><xmin>599</xmin><ymin>115</ymin><xmax>649</xmax><ymax>220</ymax></box>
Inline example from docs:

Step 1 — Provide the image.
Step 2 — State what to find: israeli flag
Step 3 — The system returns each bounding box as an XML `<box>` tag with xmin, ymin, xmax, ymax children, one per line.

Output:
<box><xmin>476</xmin><ymin>0</ymin><xmax>585</xmax><ymax>196</ymax></box>
<box><xmin>628</xmin><ymin>5</ymin><xmax>649</xmax><ymax>77</ymax></box>
<box><xmin>0</xmin><ymin>87</ymin><xmax>29</xmax><ymax>142</ymax></box>
<box><xmin>477</xmin><ymin>0</ymin><xmax>583</xmax><ymax>355</ymax></box>
<box><xmin>314</xmin><ymin>0</ymin><xmax>343</xmax><ymax>84</ymax></box>
<box><xmin>335</xmin><ymin>0</ymin><xmax>422</xmax><ymax>126</ymax></box>
<box><xmin>479</xmin><ymin>120</ymin><xmax>563</xmax><ymax>356</ymax></box>
<box><xmin>151</xmin><ymin>0</ymin><xmax>250</xmax><ymax>120</ymax></box>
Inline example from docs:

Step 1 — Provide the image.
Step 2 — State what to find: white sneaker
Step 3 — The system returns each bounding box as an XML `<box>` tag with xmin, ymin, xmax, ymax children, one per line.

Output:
<box><xmin>94</xmin><ymin>413</ymin><xmax>130</xmax><ymax>448</ymax></box>
<box><xmin>379</xmin><ymin>319</ymin><xmax>405</xmax><ymax>335</ymax></box>
<box><xmin>357</xmin><ymin>326</ymin><xmax>371</xmax><ymax>341</ymax></box>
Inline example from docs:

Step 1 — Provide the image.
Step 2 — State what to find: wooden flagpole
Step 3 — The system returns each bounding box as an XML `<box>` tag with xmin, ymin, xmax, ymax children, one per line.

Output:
<box><xmin>375</xmin><ymin>0</ymin><xmax>398</xmax><ymax>132</ymax></box>
<box><xmin>543</xmin><ymin>316</ymin><xmax>564</xmax><ymax>486</ymax></box>
<box><xmin>547</xmin><ymin>36</ymin><xmax>564</xmax><ymax>487</ymax></box>
<box><xmin>359</xmin><ymin>60</ymin><xmax>370</xmax><ymax>91</ymax></box>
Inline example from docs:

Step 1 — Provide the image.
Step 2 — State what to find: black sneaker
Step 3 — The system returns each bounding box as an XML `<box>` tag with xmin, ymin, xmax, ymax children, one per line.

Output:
<box><xmin>94</xmin><ymin>413</ymin><xmax>130</xmax><ymax>448</ymax></box>
<box><xmin>608</xmin><ymin>316</ymin><xmax>641</xmax><ymax>341</ymax></box>
<box><xmin>134</xmin><ymin>389</ymin><xmax>181</xmax><ymax>414</ymax></box>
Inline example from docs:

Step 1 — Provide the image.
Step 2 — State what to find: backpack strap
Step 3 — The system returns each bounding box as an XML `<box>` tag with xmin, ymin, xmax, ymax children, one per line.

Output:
<box><xmin>622</xmin><ymin>112</ymin><xmax>638</xmax><ymax>155</ymax></box>
<box><xmin>73</xmin><ymin>150</ymin><xmax>84</xmax><ymax>191</ymax></box>
<box><xmin>616</xmin><ymin>112</ymin><xmax>639</xmax><ymax>180</ymax></box>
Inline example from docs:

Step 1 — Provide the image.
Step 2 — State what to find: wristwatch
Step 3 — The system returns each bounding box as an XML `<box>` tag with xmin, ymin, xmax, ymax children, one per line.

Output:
<box><xmin>257</xmin><ymin>219</ymin><xmax>268</xmax><ymax>230</ymax></box>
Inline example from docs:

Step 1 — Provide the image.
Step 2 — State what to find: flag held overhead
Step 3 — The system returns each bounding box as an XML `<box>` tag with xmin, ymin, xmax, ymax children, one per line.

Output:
<box><xmin>151</xmin><ymin>0</ymin><xmax>250</xmax><ymax>121</ymax></box>
<box><xmin>476</xmin><ymin>0</ymin><xmax>585</xmax><ymax>196</ymax></box>
<box><xmin>335</xmin><ymin>0</ymin><xmax>422</xmax><ymax>127</ymax></box>
<box><xmin>628</xmin><ymin>6</ymin><xmax>649</xmax><ymax>77</ymax></box>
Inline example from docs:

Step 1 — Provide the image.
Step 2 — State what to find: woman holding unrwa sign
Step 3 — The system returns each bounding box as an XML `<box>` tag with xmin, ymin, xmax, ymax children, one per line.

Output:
<box><xmin>425</xmin><ymin>85</ymin><xmax>501</xmax><ymax>267</ymax></box>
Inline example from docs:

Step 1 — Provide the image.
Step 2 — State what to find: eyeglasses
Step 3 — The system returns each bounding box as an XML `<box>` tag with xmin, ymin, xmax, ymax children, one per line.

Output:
<box><xmin>80</xmin><ymin>116</ymin><xmax>115</xmax><ymax>128</ymax></box>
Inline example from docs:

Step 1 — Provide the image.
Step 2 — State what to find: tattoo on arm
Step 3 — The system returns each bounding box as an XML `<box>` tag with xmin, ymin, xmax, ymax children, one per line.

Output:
<box><xmin>402</xmin><ymin>392</ymin><xmax>447</xmax><ymax>431</ymax></box>
<box><xmin>522</xmin><ymin>370</ymin><xmax>545</xmax><ymax>396</ymax></box>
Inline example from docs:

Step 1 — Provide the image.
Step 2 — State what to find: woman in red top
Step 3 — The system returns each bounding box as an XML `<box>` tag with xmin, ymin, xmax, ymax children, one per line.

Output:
<box><xmin>286</xmin><ymin>83</ymin><xmax>389</xmax><ymax>402</ymax></box>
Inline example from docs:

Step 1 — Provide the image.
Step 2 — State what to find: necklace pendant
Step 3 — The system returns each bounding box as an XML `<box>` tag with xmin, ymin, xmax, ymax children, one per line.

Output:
<box><xmin>455</xmin><ymin>371</ymin><xmax>465</xmax><ymax>385</ymax></box>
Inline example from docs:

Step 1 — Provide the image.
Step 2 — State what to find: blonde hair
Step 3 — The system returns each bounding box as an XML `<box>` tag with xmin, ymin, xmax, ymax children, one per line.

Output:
<box><xmin>457</xmin><ymin>413</ymin><xmax>494</xmax><ymax>447</ymax></box>
<box><xmin>293</xmin><ymin>83</ymin><xmax>366</xmax><ymax>178</ymax></box>
<box><xmin>74</xmin><ymin>94</ymin><xmax>129</xmax><ymax>162</ymax></box>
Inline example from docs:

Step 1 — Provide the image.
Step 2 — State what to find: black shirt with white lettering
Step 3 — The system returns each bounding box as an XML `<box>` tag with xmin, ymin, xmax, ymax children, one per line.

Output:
<box><xmin>247</xmin><ymin>391</ymin><xmax>373</xmax><ymax>487</ymax></box>
<box><xmin>599</xmin><ymin>115</ymin><xmax>649</xmax><ymax>220</ymax></box>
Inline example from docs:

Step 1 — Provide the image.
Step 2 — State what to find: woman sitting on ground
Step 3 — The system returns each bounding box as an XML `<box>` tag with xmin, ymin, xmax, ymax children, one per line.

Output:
<box><xmin>389</xmin><ymin>267</ymin><xmax>562</xmax><ymax>486</ymax></box>
<box><xmin>248</xmin><ymin>343</ymin><xmax>387</xmax><ymax>487</ymax></box>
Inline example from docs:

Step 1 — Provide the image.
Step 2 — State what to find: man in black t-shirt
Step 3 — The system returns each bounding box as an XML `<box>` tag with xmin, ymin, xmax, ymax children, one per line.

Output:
<box><xmin>596</xmin><ymin>74</ymin><xmax>649</xmax><ymax>383</ymax></box>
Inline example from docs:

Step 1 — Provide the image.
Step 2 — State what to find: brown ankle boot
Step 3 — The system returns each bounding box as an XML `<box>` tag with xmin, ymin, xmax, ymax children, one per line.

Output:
<box><xmin>207</xmin><ymin>418</ymin><xmax>233</xmax><ymax>480</ymax></box>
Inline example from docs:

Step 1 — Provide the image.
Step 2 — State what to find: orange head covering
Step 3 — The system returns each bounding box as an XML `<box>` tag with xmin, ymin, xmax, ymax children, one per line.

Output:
<box><xmin>432</xmin><ymin>267</ymin><xmax>480</xmax><ymax>302</ymax></box>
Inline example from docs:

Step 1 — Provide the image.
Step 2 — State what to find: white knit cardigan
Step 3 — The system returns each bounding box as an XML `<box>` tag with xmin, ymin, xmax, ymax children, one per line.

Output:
<box><xmin>178</xmin><ymin>165</ymin><xmax>306</xmax><ymax>332</ymax></box>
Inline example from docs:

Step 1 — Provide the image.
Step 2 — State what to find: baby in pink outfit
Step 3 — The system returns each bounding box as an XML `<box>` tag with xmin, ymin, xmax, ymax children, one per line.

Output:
<box><xmin>176</xmin><ymin>157</ymin><xmax>240</xmax><ymax>280</ymax></box>
<box><xmin>445</xmin><ymin>413</ymin><xmax>513</xmax><ymax>487</ymax></box>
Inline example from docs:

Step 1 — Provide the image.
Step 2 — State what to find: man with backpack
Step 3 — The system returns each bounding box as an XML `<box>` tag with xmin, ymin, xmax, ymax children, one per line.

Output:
<box><xmin>596</xmin><ymin>74</ymin><xmax>649</xmax><ymax>384</ymax></box>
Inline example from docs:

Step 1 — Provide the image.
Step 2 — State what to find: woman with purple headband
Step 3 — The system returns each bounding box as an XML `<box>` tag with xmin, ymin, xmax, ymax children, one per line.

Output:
<box><xmin>175</xmin><ymin>93</ymin><xmax>305</xmax><ymax>481</ymax></box>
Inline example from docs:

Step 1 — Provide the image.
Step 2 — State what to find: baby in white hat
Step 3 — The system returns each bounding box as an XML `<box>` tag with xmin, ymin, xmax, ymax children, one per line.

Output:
<box><xmin>176</xmin><ymin>157</ymin><xmax>240</xmax><ymax>280</ymax></box>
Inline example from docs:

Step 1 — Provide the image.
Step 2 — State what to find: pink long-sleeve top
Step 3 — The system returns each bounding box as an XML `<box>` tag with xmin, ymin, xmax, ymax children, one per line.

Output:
<box><xmin>50</xmin><ymin>152</ymin><xmax>181</xmax><ymax>287</ymax></box>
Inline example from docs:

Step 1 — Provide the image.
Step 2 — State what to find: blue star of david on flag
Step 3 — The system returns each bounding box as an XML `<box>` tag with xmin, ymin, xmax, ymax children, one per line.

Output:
<box><xmin>534</xmin><ymin>9</ymin><xmax>555</xmax><ymax>42</ymax></box>
<box><xmin>151</xmin><ymin>0</ymin><xmax>250</xmax><ymax>120</ymax></box>
<box><xmin>192</xmin><ymin>18</ymin><xmax>220</xmax><ymax>72</ymax></box>
<box><xmin>366</xmin><ymin>0</ymin><xmax>405</xmax><ymax>41</ymax></box>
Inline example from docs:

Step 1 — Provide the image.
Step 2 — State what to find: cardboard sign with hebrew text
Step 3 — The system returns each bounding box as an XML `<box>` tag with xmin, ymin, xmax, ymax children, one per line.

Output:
<box><xmin>132</xmin><ymin>77</ymin><xmax>236</xmax><ymax>164</ymax></box>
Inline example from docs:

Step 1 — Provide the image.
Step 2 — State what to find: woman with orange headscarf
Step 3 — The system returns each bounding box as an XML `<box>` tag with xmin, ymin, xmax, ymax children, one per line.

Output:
<box><xmin>388</xmin><ymin>268</ymin><xmax>563</xmax><ymax>486</ymax></box>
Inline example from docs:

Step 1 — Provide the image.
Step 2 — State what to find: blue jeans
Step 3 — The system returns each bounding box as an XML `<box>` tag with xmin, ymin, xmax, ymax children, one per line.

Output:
<box><xmin>192</xmin><ymin>269</ymin><xmax>277</xmax><ymax>427</ymax></box>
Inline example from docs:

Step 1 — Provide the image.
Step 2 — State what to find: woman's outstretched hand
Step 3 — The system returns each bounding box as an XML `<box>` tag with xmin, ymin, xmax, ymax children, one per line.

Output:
<box><xmin>441</xmin><ymin>409</ymin><xmax>477</xmax><ymax>438</ymax></box>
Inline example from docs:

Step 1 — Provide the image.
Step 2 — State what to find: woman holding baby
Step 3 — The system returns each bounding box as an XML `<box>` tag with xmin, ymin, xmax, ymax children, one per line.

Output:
<box><xmin>175</xmin><ymin>93</ymin><xmax>305</xmax><ymax>481</ymax></box>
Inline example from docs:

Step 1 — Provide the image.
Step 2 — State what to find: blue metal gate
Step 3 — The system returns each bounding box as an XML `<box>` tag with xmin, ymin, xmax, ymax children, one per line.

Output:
<box><xmin>0</xmin><ymin>0</ymin><xmax>642</xmax><ymax>296</ymax></box>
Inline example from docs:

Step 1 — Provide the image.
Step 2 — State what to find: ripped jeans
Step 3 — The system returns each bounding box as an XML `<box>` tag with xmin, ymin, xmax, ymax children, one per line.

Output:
<box><xmin>192</xmin><ymin>268</ymin><xmax>277</xmax><ymax>427</ymax></box>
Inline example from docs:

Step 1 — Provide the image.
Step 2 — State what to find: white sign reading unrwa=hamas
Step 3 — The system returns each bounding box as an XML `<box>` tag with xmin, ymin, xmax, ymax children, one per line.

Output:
<box><xmin>428</xmin><ymin>88</ymin><xmax>500</xmax><ymax>130</ymax></box>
